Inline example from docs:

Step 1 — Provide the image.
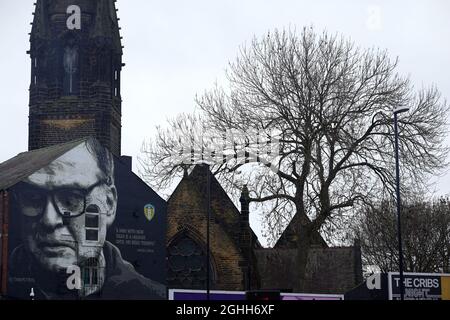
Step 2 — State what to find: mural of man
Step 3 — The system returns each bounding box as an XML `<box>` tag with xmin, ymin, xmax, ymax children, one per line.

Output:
<box><xmin>8</xmin><ymin>140</ymin><xmax>166</xmax><ymax>300</ymax></box>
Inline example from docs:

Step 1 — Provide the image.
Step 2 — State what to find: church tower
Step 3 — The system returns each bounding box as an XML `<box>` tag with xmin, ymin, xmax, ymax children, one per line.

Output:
<box><xmin>28</xmin><ymin>0</ymin><xmax>123</xmax><ymax>156</ymax></box>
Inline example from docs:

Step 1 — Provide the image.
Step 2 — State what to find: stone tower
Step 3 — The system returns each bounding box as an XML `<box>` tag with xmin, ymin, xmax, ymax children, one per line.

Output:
<box><xmin>28</xmin><ymin>0</ymin><xmax>123</xmax><ymax>156</ymax></box>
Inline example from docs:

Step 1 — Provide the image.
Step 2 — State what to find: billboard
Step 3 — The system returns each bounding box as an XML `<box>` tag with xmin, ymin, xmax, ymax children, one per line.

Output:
<box><xmin>5</xmin><ymin>140</ymin><xmax>167</xmax><ymax>300</ymax></box>
<box><xmin>169</xmin><ymin>289</ymin><xmax>344</xmax><ymax>300</ymax></box>
<box><xmin>388</xmin><ymin>272</ymin><xmax>450</xmax><ymax>300</ymax></box>
<box><xmin>345</xmin><ymin>272</ymin><xmax>450</xmax><ymax>300</ymax></box>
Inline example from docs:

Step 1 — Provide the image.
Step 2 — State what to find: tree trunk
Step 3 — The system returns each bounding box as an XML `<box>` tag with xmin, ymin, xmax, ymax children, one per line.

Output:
<box><xmin>295</xmin><ymin>222</ymin><xmax>312</xmax><ymax>292</ymax></box>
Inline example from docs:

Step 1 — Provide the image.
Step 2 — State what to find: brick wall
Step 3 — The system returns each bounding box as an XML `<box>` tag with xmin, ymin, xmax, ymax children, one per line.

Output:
<box><xmin>28</xmin><ymin>0</ymin><xmax>123</xmax><ymax>157</ymax></box>
<box><xmin>166</xmin><ymin>166</ymin><xmax>363</xmax><ymax>294</ymax></box>
<box><xmin>255</xmin><ymin>246</ymin><xmax>363</xmax><ymax>294</ymax></box>
<box><xmin>167</xmin><ymin>176</ymin><xmax>247</xmax><ymax>291</ymax></box>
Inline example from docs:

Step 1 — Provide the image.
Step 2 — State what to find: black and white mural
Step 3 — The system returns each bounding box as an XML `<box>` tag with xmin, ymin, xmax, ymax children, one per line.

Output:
<box><xmin>7</xmin><ymin>140</ymin><xmax>167</xmax><ymax>299</ymax></box>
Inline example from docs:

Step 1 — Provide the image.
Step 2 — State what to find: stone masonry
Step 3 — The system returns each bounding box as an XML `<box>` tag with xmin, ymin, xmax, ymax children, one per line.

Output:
<box><xmin>28</xmin><ymin>0</ymin><xmax>123</xmax><ymax>156</ymax></box>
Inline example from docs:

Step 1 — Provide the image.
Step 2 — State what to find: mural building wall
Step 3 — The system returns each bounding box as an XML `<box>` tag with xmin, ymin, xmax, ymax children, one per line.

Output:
<box><xmin>5</xmin><ymin>140</ymin><xmax>166</xmax><ymax>299</ymax></box>
<box><xmin>0</xmin><ymin>0</ymin><xmax>364</xmax><ymax>300</ymax></box>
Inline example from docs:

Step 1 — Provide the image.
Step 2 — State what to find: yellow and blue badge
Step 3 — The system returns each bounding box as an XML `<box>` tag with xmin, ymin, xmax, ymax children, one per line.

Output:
<box><xmin>144</xmin><ymin>204</ymin><xmax>155</xmax><ymax>221</ymax></box>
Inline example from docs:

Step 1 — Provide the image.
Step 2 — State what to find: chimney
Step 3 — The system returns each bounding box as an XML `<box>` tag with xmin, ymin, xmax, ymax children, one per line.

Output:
<box><xmin>239</xmin><ymin>185</ymin><xmax>250</xmax><ymax>223</ymax></box>
<box><xmin>239</xmin><ymin>185</ymin><xmax>252</xmax><ymax>290</ymax></box>
<box><xmin>239</xmin><ymin>185</ymin><xmax>251</xmax><ymax>250</ymax></box>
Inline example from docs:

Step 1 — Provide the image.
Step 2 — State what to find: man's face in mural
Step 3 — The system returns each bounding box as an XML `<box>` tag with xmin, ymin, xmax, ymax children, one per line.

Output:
<box><xmin>16</xmin><ymin>145</ymin><xmax>117</xmax><ymax>273</ymax></box>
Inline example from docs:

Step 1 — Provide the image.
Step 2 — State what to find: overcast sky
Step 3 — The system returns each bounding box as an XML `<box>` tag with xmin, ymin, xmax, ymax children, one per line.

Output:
<box><xmin>0</xmin><ymin>0</ymin><xmax>449</xmax><ymax>245</ymax></box>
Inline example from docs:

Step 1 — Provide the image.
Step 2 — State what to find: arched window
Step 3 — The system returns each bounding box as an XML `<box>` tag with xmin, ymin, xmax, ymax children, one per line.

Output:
<box><xmin>112</xmin><ymin>67</ymin><xmax>120</xmax><ymax>98</ymax></box>
<box><xmin>167</xmin><ymin>231</ymin><xmax>215</xmax><ymax>289</ymax></box>
<box><xmin>62</xmin><ymin>36</ymin><xmax>80</xmax><ymax>96</ymax></box>
<box><xmin>31</xmin><ymin>57</ymin><xmax>38</xmax><ymax>86</ymax></box>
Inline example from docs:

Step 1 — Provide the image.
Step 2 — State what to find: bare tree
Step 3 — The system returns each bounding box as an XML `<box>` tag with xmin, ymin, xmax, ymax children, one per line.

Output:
<box><xmin>356</xmin><ymin>196</ymin><xmax>450</xmax><ymax>274</ymax></box>
<box><xmin>140</xmin><ymin>27</ymin><xmax>449</xmax><ymax>290</ymax></box>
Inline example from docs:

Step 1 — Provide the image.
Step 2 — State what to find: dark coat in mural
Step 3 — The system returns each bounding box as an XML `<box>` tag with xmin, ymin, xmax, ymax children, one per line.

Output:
<box><xmin>1</xmin><ymin>138</ymin><xmax>166</xmax><ymax>300</ymax></box>
<box><xmin>8</xmin><ymin>242</ymin><xmax>165</xmax><ymax>299</ymax></box>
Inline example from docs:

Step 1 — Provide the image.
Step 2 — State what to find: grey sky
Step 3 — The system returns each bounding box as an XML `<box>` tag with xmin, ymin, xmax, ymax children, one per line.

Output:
<box><xmin>0</xmin><ymin>0</ymin><xmax>449</xmax><ymax>245</ymax></box>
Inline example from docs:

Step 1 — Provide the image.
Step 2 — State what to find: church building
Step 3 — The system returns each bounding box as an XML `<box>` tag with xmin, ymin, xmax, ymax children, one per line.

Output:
<box><xmin>167</xmin><ymin>165</ymin><xmax>363</xmax><ymax>294</ymax></box>
<box><xmin>0</xmin><ymin>0</ymin><xmax>362</xmax><ymax>299</ymax></box>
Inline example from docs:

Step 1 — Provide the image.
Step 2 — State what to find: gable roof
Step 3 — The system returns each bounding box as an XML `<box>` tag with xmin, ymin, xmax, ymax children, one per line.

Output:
<box><xmin>275</xmin><ymin>212</ymin><xmax>328</xmax><ymax>248</ymax></box>
<box><xmin>0</xmin><ymin>138</ymin><xmax>88</xmax><ymax>190</ymax></box>
<box><xmin>168</xmin><ymin>165</ymin><xmax>262</xmax><ymax>248</ymax></box>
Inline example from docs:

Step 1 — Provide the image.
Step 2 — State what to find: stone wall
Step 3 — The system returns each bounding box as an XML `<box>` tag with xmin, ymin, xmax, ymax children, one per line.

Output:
<box><xmin>255</xmin><ymin>246</ymin><xmax>363</xmax><ymax>294</ymax></box>
<box><xmin>166</xmin><ymin>166</ymin><xmax>260</xmax><ymax>291</ymax></box>
<box><xmin>28</xmin><ymin>0</ymin><xmax>123</xmax><ymax>156</ymax></box>
<box><xmin>167</xmin><ymin>176</ymin><xmax>246</xmax><ymax>291</ymax></box>
<box><xmin>166</xmin><ymin>166</ymin><xmax>363</xmax><ymax>294</ymax></box>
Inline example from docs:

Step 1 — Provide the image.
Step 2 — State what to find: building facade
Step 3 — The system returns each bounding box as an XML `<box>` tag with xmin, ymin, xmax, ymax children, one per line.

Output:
<box><xmin>167</xmin><ymin>165</ymin><xmax>363</xmax><ymax>294</ymax></box>
<box><xmin>0</xmin><ymin>138</ymin><xmax>167</xmax><ymax>299</ymax></box>
<box><xmin>166</xmin><ymin>166</ymin><xmax>260</xmax><ymax>291</ymax></box>
<box><xmin>0</xmin><ymin>0</ymin><xmax>363</xmax><ymax>299</ymax></box>
<box><xmin>28</xmin><ymin>0</ymin><xmax>123</xmax><ymax>156</ymax></box>
<box><xmin>0</xmin><ymin>1</ymin><xmax>166</xmax><ymax>300</ymax></box>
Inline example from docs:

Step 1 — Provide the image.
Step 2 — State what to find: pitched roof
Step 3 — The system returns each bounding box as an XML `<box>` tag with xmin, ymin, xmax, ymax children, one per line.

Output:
<box><xmin>0</xmin><ymin>138</ymin><xmax>88</xmax><ymax>190</ymax></box>
<box><xmin>275</xmin><ymin>212</ymin><xmax>328</xmax><ymax>248</ymax></box>
<box><xmin>169</xmin><ymin>164</ymin><xmax>262</xmax><ymax>248</ymax></box>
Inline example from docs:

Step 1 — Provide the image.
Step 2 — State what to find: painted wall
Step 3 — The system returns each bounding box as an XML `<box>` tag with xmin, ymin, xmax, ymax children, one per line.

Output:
<box><xmin>6</xmin><ymin>141</ymin><xmax>166</xmax><ymax>300</ymax></box>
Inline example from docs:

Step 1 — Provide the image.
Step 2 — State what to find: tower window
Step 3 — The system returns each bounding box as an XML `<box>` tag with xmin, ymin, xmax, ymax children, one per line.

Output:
<box><xmin>31</xmin><ymin>58</ymin><xmax>37</xmax><ymax>86</ymax></box>
<box><xmin>63</xmin><ymin>41</ymin><xmax>80</xmax><ymax>95</ymax></box>
<box><xmin>115</xmin><ymin>70</ymin><xmax>119</xmax><ymax>97</ymax></box>
<box><xmin>112</xmin><ymin>68</ymin><xmax>120</xmax><ymax>98</ymax></box>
